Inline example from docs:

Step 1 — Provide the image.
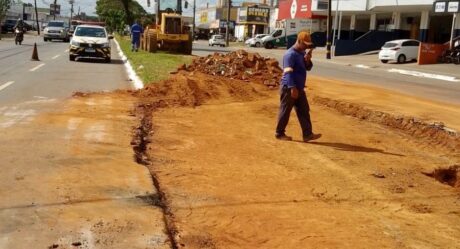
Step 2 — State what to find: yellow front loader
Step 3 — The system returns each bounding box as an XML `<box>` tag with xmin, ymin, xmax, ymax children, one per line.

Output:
<box><xmin>142</xmin><ymin>1</ymin><xmax>193</xmax><ymax>55</ymax></box>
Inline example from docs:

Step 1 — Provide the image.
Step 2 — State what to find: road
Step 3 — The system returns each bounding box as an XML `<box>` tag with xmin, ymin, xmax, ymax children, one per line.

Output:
<box><xmin>0</xmin><ymin>35</ymin><xmax>131</xmax><ymax>106</ymax></box>
<box><xmin>193</xmin><ymin>41</ymin><xmax>460</xmax><ymax>104</ymax></box>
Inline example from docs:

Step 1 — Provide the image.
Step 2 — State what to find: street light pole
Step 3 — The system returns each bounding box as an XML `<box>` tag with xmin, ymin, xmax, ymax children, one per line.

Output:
<box><xmin>326</xmin><ymin>0</ymin><xmax>332</xmax><ymax>59</ymax></box>
<box><xmin>53</xmin><ymin>0</ymin><xmax>57</xmax><ymax>20</ymax></box>
<box><xmin>69</xmin><ymin>0</ymin><xmax>74</xmax><ymax>28</ymax></box>
<box><xmin>225</xmin><ymin>0</ymin><xmax>231</xmax><ymax>46</ymax></box>
<box><xmin>192</xmin><ymin>0</ymin><xmax>196</xmax><ymax>39</ymax></box>
<box><xmin>34</xmin><ymin>0</ymin><xmax>40</xmax><ymax>35</ymax></box>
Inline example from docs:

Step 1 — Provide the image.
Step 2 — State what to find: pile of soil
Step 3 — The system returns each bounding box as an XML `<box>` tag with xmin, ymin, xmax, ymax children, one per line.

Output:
<box><xmin>134</xmin><ymin>71</ymin><xmax>267</xmax><ymax>109</ymax></box>
<box><xmin>177</xmin><ymin>50</ymin><xmax>283</xmax><ymax>89</ymax></box>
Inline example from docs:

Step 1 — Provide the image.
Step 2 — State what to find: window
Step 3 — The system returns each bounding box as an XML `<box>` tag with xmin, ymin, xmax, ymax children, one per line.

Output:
<box><xmin>383</xmin><ymin>42</ymin><xmax>398</xmax><ymax>48</ymax></box>
<box><xmin>48</xmin><ymin>22</ymin><xmax>64</xmax><ymax>27</ymax></box>
<box><xmin>75</xmin><ymin>27</ymin><xmax>106</xmax><ymax>38</ymax></box>
<box><xmin>272</xmin><ymin>30</ymin><xmax>282</xmax><ymax>37</ymax></box>
<box><xmin>402</xmin><ymin>41</ymin><xmax>419</xmax><ymax>47</ymax></box>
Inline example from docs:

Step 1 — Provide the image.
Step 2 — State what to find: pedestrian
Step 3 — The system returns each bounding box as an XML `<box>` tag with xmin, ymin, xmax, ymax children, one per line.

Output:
<box><xmin>275</xmin><ymin>31</ymin><xmax>321</xmax><ymax>142</ymax></box>
<box><xmin>130</xmin><ymin>20</ymin><xmax>143</xmax><ymax>52</ymax></box>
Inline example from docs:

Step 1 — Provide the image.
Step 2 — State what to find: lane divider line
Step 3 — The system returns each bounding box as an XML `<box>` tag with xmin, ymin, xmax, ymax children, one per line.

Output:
<box><xmin>0</xmin><ymin>81</ymin><xmax>14</xmax><ymax>92</ymax></box>
<box><xmin>52</xmin><ymin>54</ymin><xmax>60</xmax><ymax>59</ymax></box>
<box><xmin>388</xmin><ymin>68</ymin><xmax>460</xmax><ymax>82</ymax></box>
<box><xmin>29</xmin><ymin>63</ymin><xmax>45</xmax><ymax>72</ymax></box>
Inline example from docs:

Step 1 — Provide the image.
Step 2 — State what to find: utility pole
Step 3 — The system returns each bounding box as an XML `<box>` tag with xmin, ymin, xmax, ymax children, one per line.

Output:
<box><xmin>69</xmin><ymin>0</ymin><xmax>74</xmax><ymax>28</ymax></box>
<box><xmin>34</xmin><ymin>0</ymin><xmax>40</xmax><ymax>35</ymax></box>
<box><xmin>53</xmin><ymin>0</ymin><xmax>57</xmax><ymax>20</ymax></box>
<box><xmin>225</xmin><ymin>0</ymin><xmax>231</xmax><ymax>46</ymax></box>
<box><xmin>326</xmin><ymin>0</ymin><xmax>332</xmax><ymax>59</ymax></box>
<box><xmin>192</xmin><ymin>0</ymin><xmax>196</xmax><ymax>39</ymax></box>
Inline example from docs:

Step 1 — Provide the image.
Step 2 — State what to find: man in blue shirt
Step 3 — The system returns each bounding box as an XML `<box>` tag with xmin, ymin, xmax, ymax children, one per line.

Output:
<box><xmin>275</xmin><ymin>31</ymin><xmax>321</xmax><ymax>142</ymax></box>
<box><xmin>130</xmin><ymin>21</ymin><xmax>143</xmax><ymax>52</ymax></box>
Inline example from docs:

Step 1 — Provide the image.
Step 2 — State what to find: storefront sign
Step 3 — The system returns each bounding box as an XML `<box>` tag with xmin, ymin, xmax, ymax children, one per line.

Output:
<box><xmin>278</xmin><ymin>0</ymin><xmax>312</xmax><ymax>20</ymax></box>
<box><xmin>238</xmin><ymin>6</ymin><xmax>270</xmax><ymax>24</ymax></box>
<box><xmin>433</xmin><ymin>1</ymin><xmax>460</xmax><ymax>13</ymax></box>
<box><xmin>448</xmin><ymin>1</ymin><xmax>460</xmax><ymax>12</ymax></box>
<box><xmin>200</xmin><ymin>12</ymin><xmax>208</xmax><ymax>23</ymax></box>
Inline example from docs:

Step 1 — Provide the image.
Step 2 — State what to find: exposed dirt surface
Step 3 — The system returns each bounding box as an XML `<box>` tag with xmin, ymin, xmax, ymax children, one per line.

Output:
<box><xmin>424</xmin><ymin>165</ymin><xmax>460</xmax><ymax>188</ymax></box>
<box><xmin>130</xmin><ymin>70</ymin><xmax>460</xmax><ymax>248</ymax></box>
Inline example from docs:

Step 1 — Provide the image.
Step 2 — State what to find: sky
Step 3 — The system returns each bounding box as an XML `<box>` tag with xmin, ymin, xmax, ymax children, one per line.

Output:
<box><xmin>21</xmin><ymin>0</ymin><xmax>261</xmax><ymax>16</ymax></box>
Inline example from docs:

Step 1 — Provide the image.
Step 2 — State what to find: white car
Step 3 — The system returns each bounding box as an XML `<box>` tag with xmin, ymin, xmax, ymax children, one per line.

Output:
<box><xmin>209</xmin><ymin>35</ymin><xmax>225</xmax><ymax>47</ymax></box>
<box><xmin>69</xmin><ymin>25</ymin><xmax>113</xmax><ymax>62</ymax></box>
<box><xmin>378</xmin><ymin>39</ymin><xmax>420</xmax><ymax>64</ymax></box>
<box><xmin>245</xmin><ymin>34</ymin><xmax>268</xmax><ymax>47</ymax></box>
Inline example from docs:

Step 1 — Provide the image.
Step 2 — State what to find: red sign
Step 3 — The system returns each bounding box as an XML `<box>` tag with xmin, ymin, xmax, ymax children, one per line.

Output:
<box><xmin>278</xmin><ymin>0</ymin><xmax>313</xmax><ymax>20</ymax></box>
<box><xmin>418</xmin><ymin>43</ymin><xmax>449</xmax><ymax>65</ymax></box>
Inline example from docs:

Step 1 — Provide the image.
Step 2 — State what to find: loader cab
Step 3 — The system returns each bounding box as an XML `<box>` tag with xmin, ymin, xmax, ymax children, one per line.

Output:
<box><xmin>162</xmin><ymin>14</ymin><xmax>183</xmax><ymax>35</ymax></box>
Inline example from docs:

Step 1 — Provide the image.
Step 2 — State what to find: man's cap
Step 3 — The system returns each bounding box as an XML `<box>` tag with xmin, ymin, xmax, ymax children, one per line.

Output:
<box><xmin>297</xmin><ymin>31</ymin><xmax>312</xmax><ymax>45</ymax></box>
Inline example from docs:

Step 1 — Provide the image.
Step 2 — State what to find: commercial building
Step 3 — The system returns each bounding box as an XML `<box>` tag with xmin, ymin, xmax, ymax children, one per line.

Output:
<box><xmin>275</xmin><ymin>0</ymin><xmax>460</xmax><ymax>54</ymax></box>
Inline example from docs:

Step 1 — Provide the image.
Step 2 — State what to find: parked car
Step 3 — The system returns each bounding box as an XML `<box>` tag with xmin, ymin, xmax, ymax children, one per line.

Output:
<box><xmin>208</xmin><ymin>35</ymin><xmax>225</xmax><ymax>47</ymax></box>
<box><xmin>245</xmin><ymin>34</ymin><xmax>268</xmax><ymax>47</ymax></box>
<box><xmin>1</xmin><ymin>19</ymin><xmax>17</xmax><ymax>33</ymax></box>
<box><xmin>69</xmin><ymin>25</ymin><xmax>113</xmax><ymax>63</ymax></box>
<box><xmin>43</xmin><ymin>21</ymin><xmax>70</xmax><ymax>42</ymax></box>
<box><xmin>379</xmin><ymin>39</ymin><xmax>420</xmax><ymax>64</ymax></box>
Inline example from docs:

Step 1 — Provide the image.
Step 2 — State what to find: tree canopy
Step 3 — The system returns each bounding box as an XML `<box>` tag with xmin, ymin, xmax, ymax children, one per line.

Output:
<box><xmin>96</xmin><ymin>0</ymin><xmax>147</xmax><ymax>32</ymax></box>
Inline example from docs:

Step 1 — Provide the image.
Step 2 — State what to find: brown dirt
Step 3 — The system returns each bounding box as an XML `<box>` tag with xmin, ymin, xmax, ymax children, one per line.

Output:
<box><xmin>178</xmin><ymin>50</ymin><xmax>283</xmax><ymax>88</ymax></box>
<box><xmin>131</xmin><ymin>71</ymin><xmax>460</xmax><ymax>248</ymax></box>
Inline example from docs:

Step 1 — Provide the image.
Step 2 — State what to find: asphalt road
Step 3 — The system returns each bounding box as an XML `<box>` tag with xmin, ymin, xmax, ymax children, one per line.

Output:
<box><xmin>193</xmin><ymin>42</ymin><xmax>460</xmax><ymax>105</ymax></box>
<box><xmin>0</xmin><ymin>35</ymin><xmax>131</xmax><ymax>106</ymax></box>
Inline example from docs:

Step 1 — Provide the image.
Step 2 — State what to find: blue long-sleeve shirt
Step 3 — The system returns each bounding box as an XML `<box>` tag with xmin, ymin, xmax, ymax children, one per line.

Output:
<box><xmin>130</xmin><ymin>23</ymin><xmax>143</xmax><ymax>41</ymax></box>
<box><xmin>280</xmin><ymin>47</ymin><xmax>313</xmax><ymax>89</ymax></box>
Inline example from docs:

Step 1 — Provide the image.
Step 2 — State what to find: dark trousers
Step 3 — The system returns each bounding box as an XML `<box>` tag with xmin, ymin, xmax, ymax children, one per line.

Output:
<box><xmin>275</xmin><ymin>86</ymin><xmax>312</xmax><ymax>137</ymax></box>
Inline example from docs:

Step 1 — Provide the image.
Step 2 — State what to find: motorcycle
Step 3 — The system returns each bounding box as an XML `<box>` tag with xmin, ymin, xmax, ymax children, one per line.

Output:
<box><xmin>15</xmin><ymin>28</ymin><xmax>24</xmax><ymax>45</ymax></box>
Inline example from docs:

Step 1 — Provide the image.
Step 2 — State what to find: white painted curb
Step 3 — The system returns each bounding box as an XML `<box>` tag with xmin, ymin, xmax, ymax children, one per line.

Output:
<box><xmin>113</xmin><ymin>38</ymin><xmax>144</xmax><ymax>89</ymax></box>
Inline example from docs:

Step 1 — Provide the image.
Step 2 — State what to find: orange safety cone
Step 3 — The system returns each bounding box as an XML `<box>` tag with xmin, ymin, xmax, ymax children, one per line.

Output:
<box><xmin>31</xmin><ymin>43</ymin><xmax>40</xmax><ymax>61</ymax></box>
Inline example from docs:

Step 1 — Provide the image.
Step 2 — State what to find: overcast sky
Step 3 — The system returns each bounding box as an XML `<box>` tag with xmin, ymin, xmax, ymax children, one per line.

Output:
<box><xmin>21</xmin><ymin>0</ymin><xmax>262</xmax><ymax>16</ymax></box>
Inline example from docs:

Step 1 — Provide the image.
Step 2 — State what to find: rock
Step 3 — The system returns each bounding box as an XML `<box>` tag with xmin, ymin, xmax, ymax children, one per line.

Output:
<box><xmin>371</xmin><ymin>172</ymin><xmax>385</xmax><ymax>178</ymax></box>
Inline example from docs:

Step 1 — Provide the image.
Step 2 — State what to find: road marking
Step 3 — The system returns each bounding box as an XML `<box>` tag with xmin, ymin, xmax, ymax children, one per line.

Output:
<box><xmin>0</xmin><ymin>81</ymin><xmax>14</xmax><ymax>92</ymax></box>
<box><xmin>65</xmin><ymin>49</ymin><xmax>69</xmax><ymax>52</ymax></box>
<box><xmin>29</xmin><ymin>63</ymin><xmax>45</xmax><ymax>72</ymax></box>
<box><xmin>388</xmin><ymin>68</ymin><xmax>460</xmax><ymax>82</ymax></box>
<box><xmin>355</xmin><ymin>64</ymin><xmax>371</xmax><ymax>69</ymax></box>
<box><xmin>52</xmin><ymin>54</ymin><xmax>60</xmax><ymax>59</ymax></box>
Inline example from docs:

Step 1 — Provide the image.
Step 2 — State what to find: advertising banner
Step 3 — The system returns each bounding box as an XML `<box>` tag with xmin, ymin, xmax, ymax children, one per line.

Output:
<box><xmin>278</xmin><ymin>0</ymin><xmax>312</xmax><ymax>20</ymax></box>
<box><xmin>239</xmin><ymin>6</ymin><xmax>270</xmax><ymax>24</ymax></box>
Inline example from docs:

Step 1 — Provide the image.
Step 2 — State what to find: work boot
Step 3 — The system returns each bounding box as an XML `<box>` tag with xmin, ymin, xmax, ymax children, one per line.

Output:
<box><xmin>303</xmin><ymin>133</ymin><xmax>322</xmax><ymax>142</ymax></box>
<box><xmin>275</xmin><ymin>134</ymin><xmax>292</xmax><ymax>141</ymax></box>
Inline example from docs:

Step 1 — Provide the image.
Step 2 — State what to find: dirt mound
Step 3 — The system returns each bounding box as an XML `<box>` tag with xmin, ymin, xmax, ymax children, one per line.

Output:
<box><xmin>313</xmin><ymin>96</ymin><xmax>460</xmax><ymax>152</ymax></box>
<box><xmin>423</xmin><ymin>165</ymin><xmax>460</xmax><ymax>188</ymax></box>
<box><xmin>177</xmin><ymin>50</ymin><xmax>282</xmax><ymax>89</ymax></box>
<box><xmin>134</xmin><ymin>71</ymin><xmax>266</xmax><ymax>109</ymax></box>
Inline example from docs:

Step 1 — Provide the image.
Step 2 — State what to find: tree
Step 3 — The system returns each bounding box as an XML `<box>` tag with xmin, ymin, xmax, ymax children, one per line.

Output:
<box><xmin>96</xmin><ymin>0</ymin><xmax>147</xmax><ymax>33</ymax></box>
<box><xmin>0</xmin><ymin>0</ymin><xmax>15</xmax><ymax>39</ymax></box>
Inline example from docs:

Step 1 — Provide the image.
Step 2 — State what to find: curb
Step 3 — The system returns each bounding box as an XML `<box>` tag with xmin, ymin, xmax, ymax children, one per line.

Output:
<box><xmin>113</xmin><ymin>38</ymin><xmax>144</xmax><ymax>90</ymax></box>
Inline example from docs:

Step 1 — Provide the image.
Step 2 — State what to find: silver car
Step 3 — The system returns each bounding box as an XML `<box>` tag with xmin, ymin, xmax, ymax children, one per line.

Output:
<box><xmin>44</xmin><ymin>21</ymin><xmax>70</xmax><ymax>42</ymax></box>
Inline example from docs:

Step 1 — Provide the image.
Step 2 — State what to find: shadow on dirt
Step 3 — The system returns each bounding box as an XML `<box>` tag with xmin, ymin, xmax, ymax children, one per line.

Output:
<box><xmin>305</xmin><ymin>141</ymin><xmax>405</xmax><ymax>156</ymax></box>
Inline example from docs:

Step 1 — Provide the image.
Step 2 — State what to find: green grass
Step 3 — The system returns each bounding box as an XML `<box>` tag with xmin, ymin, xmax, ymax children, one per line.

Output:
<box><xmin>115</xmin><ymin>34</ymin><xmax>192</xmax><ymax>84</ymax></box>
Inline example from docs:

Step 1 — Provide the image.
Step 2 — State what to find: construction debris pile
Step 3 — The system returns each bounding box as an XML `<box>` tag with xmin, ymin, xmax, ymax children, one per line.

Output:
<box><xmin>178</xmin><ymin>50</ymin><xmax>283</xmax><ymax>88</ymax></box>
